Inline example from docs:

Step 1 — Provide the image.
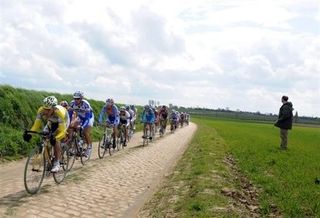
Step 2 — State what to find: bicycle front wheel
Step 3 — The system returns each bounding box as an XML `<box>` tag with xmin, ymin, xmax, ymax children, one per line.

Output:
<box><xmin>53</xmin><ymin>146</ymin><xmax>68</xmax><ymax>184</ymax></box>
<box><xmin>66</xmin><ymin>143</ymin><xmax>76</xmax><ymax>171</ymax></box>
<box><xmin>98</xmin><ymin>135</ymin><xmax>106</xmax><ymax>159</ymax></box>
<box><xmin>24</xmin><ymin>146</ymin><xmax>46</xmax><ymax>194</ymax></box>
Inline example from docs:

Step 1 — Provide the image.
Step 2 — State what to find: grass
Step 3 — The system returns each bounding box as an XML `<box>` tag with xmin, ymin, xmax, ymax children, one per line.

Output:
<box><xmin>142</xmin><ymin>117</ymin><xmax>320</xmax><ymax>217</ymax></box>
<box><xmin>141</xmin><ymin>118</ymin><xmax>247</xmax><ymax>217</ymax></box>
<box><xmin>206</xmin><ymin>117</ymin><xmax>320</xmax><ymax>217</ymax></box>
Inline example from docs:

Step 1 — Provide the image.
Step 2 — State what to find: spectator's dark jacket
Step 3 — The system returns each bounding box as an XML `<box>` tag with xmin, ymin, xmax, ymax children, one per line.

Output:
<box><xmin>274</xmin><ymin>102</ymin><xmax>293</xmax><ymax>129</ymax></box>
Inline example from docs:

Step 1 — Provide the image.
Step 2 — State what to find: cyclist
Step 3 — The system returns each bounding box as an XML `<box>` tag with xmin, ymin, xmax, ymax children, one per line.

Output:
<box><xmin>158</xmin><ymin>105</ymin><xmax>168</xmax><ymax>132</ymax></box>
<box><xmin>119</xmin><ymin>106</ymin><xmax>131</xmax><ymax>146</ymax></box>
<box><xmin>186</xmin><ymin>113</ymin><xmax>190</xmax><ymax>125</ymax></box>
<box><xmin>130</xmin><ymin>105</ymin><xmax>137</xmax><ymax>130</ymax></box>
<box><xmin>141</xmin><ymin>105</ymin><xmax>155</xmax><ymax>139</ymax></box>
<box><xmin>180</xmin><ymin>112</ymin><xmax>185</xmax><ymax>127</ymax></box>
<box><xmin>69</xmin><ymin>91</ymin><xmax>94</xmax><ymax>157</ymax></box>
<box><xmin>23</xmin><ymin>96</ymin><xmax>70</xmax><ymax>173</ymax></box>
<box><xmin>152</xmin><ymin>106</ymin><xmax>160</xmax><ymax>133</ymax></box>
<box><xmin>98</xmin><ymin>98</ymin><xmax>119</xmax><ymax>149</ymax></box>
<box><xmin>125</xmin><ymin>105</ymin><xmax>135</xmax><ymax>133</ymax></box>
<box><xmin>60</xmin><ymin>100</ymin><xmax>69</xmax><ymax>109</ymax></box>
<box><xmin>169</xmin><ymin>109</ymin><xmax>179</xmax><ymax>131</ymax></box>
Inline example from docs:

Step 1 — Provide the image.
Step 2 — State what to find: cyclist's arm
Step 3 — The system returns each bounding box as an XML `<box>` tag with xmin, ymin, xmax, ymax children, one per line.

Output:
<box><xmin>81</xmin><ymin>111</ymin><xmax>92</xmax><ymax>128</ymax></box>
<box><xmin>55</xmin><ymin>108</ymin><xmax>68</xmax><ymax>141</ymax></box>
<box><xmin>30</xmin><ymin>108</ymin><xmax>44</xmax><ymax>132</ymax></box>
<box><xmin>98</xmin><ymin>106</ymin><xmax>106</xmax><ymax>124</ymax></box>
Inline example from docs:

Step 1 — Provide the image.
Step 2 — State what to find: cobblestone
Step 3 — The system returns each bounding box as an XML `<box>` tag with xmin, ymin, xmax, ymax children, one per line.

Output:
<box><xmin>0</xmin><ymin>123</ymin><xmax>196</xmax><ymax>217</ymax></box>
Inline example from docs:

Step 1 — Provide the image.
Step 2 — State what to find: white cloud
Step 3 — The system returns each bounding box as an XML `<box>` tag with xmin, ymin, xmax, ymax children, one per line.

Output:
<box><xmin>0</xmin><ymin>0</ymin><xmax>319</xmax><ymax>117</ymax></box>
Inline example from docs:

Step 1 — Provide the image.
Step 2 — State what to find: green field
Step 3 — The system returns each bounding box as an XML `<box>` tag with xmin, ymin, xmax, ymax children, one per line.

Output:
<box><xmin>142</xmin><ymin>116</ymin><xmax>320</xmax><ymax>217</ymax></box>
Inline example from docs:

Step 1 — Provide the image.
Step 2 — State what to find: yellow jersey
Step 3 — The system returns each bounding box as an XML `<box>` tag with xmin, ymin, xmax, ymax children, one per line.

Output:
<box><xmin>31</xmin><ymin>105</ymin><xmax>69</xmax><ymax>141</ymax></box>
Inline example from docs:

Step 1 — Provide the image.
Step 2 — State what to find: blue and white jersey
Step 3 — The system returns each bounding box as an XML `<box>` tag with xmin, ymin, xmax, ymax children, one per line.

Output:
<box><xmin>98</xmin><ymin>104</ymin><xmax>120</xmax><ymax>125</ymax></box>
<box><xmin>170</xmin><ymin>112</ymin><xmax>179</xmax><ymax>121</ymax></box>
<box><xmin>69</xmin><ymin>99</ymin><xmax>94</xmax><ymax>128</ymax></box>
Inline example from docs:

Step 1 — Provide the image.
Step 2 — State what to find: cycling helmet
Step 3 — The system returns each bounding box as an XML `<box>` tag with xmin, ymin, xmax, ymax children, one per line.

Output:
<box><xmin>106</xmin><ymin>98</ymin><xmax>114</xmax><ymax>105</ymax></box>
<box><xmin>125</xmin><ymin>105</ymin><xmax>130</xmax><ymax>110</ymax></box>
<box><xmin>120</xmin><ymin>106</ymin><xmax>126</xmax><ymax>111</ymax></box>
<box><xmin>73</xmin><ymin>91</ymin><xmax>84</xmax><ymax>99</ymax></box>
<box><xmin>43</xmin><ymin>96</ymin><xmax>58</xmax><ymax>109</ymax></box>
<box><xmin>60</xmin><ymin>100</ymin><xmax>69</xmax><ymax>107</ymax></box>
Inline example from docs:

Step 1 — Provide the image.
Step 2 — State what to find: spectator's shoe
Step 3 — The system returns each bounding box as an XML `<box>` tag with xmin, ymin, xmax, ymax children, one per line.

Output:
<box><xmin>123</xmin><ymin>140</ymin><xmax>127</xmax><ymax>147</ymax></box>
<box><xmin>51</xmin><ymin>161</ymin><xmax>60</xmax><ymax>173</ymax></box>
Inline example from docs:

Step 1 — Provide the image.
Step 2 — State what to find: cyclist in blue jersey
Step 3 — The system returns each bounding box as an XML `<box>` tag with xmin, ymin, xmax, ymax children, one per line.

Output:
<box><xmin>98</xmin><ymin>98</ymin><xmax>119</xmax><ymax>149</ymax></box>
<box><xmin>69</xmin><ymin>91</ymin><xmax>94</xmax><ymax>157</ymax></box>
<box><xmin>141</xmin><ymin>105</ymin><xmax>155</xmax><ymax>139</ymax></box>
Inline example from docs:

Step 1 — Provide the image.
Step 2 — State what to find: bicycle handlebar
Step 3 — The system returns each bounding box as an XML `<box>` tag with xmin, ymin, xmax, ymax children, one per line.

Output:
<box><xmin>25</xmin><ymin>130</ymin><xmax>50</xmax><ymax>136</ymax></box>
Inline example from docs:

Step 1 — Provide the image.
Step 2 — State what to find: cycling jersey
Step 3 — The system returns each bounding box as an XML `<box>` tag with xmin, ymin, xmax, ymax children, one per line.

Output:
<box><xmin>170</xmin><ymin>112</ymin><xmax>179</xmax><ymax>121</ymax></box>
<box><xmin>119</xmin><ymin>110</ymin><xmax>130</xmax><ymax>126</ymax></box>
<box><xmin>69</xmin><ymin>99</ymin><xmax>94</xmax><ymax>128</ymax></box>
<box><xmin>159</xmin><ymin>108</ymin><xmax>168</xmax><ymax>120</ymax></box>
<box><xmin>99</xmin><ymin>104</ymin><xmax>120</xmax><ymax>126</ymax></box>
<box><xmin>31</xmin><ymin>105</ymin><xmax>69</xmax><ymax>141</ymax></box>
<box><xmin>141</xmin><ymin>109</ymin><xmax>155</xmax><ymax>123</ymax></box>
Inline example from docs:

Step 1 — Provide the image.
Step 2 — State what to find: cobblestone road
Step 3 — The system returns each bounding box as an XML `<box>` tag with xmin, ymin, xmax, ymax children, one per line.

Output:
<box><xmin>0</xmin><ymin>123</ymin><xmax>197</xmax><ymax>218</ymax></box>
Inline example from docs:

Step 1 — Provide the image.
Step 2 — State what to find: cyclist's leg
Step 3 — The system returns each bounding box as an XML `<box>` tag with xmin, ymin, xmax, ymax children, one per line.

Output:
<box><xmin>143</xmin><ymin>122</ymin><xmax>147</xmax><ymax>137</ymax></box>
<box><xmin>125</xmin><ymin>122</ymin><xmax>129</xmax><ymax>142</ymax></box>
<box><xmin>113</xmin><ymin>125</ymin><xmax>118</xmax><ymax>148</ymax></box>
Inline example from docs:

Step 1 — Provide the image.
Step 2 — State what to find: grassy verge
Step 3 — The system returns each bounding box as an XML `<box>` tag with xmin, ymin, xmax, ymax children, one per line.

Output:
<box><xmin>206</xmin><ymin>117</ymin><xmax>320</xmax><ymax>216</ymax></box>
<box><xmin>140</xmin><ymin>119</ymin><xmax>250</xmax><ymax>217</ymax></box>
<box><xmin>141</xmin><ymin>117</ymin><xmax>320</xmax><ymax>217</ymax></box>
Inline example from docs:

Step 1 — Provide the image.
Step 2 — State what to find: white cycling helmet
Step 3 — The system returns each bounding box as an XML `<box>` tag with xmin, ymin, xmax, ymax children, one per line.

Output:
<box><xmin>43</xmin><ymin>96</ymin><xmax>58</xmax><ymax>109</ymax></box>
<box><xmin>73</xmin><ymin>91</ymin><xmax>84</xmax><ymax>99</ymax></box>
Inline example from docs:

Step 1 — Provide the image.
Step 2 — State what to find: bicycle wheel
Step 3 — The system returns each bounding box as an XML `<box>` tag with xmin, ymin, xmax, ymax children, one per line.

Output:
<box><xmin>98</xmin><ymin>134</ymin><xmax>106</xmax><ymax>159</ymax></box>
<box><xmin>117</xmin><ymin>132</ymin><xmax>122</xmax><ymax>151</ymax></box>
<box><xmin>24</xmin><ymin>146</ymin><xmax>46</xmax><ymax>194</ymax></box>
<box><xmin>80</xmin><ymin>142</ymin><xmax>91</xmax><ymax>165</ymax></box>
<box><xmin>66</xmin><ymin>143</ymin><xmax>76</xmax><ymax>171</ymax></box>
<box><xmin>53</xmin><ymin>147</ymin><xmax>68</xmax><ymax>184</ymax></box>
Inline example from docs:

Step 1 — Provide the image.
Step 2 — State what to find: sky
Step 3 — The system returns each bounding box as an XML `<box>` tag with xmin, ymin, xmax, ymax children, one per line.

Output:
<box><xmin>0</xmin><ymin>0</ymin><xmax>319</xmax><ymax>117</ymax></box>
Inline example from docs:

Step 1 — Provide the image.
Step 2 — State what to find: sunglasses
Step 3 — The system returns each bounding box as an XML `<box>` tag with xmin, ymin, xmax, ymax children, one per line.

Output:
<box><xmin>74</xmin><ymin>98</ymin><xmax>81</xmax><ymax>101</ymax></box>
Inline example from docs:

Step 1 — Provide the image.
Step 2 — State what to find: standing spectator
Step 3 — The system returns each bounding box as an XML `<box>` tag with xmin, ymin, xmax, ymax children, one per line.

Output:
<box><xmin>274</xmin><ymin>95</ymin><xmax>294</xmax><ymax>150</ymax></box>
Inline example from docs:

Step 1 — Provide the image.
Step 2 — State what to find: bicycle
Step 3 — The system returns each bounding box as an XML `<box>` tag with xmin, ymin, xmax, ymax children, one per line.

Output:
<box><xmin>24</xmin><ymin>130</ymin><xmax>69</xmax><ymax>194</ymax></box>
<box><xmin>142</xmin><ymin>123</ymin><xmax>152</xmax><ymax>146</ymax></box>
<box><xmin>66</xmin><ymin>127</ymin><xmax>91</xmax><ymax>171</ymax></box>
<box><xmin>170</xmin><ymin>119</ymin><xmax>178</xmax><ymax>133</ymax></box>
<box><xmin>159</xmin><ymin>119</ymin><xmax>167</xmax><ymax>137</ymax></box>
<box><xmin>117</xmin><ymin>124</ymin><xmax>127</xmax><ymax>150</ymax></box>
<box><xmin>98</xmin><ymin>125</ymin><xmax>113</xmax><ymax>159</ymax></box>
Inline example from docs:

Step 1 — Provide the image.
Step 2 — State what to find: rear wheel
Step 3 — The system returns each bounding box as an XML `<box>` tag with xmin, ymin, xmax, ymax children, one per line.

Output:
<box><xmin>24</xmin><ymin>146</ymin><xmax>46</xmax><ymax>194</ymax></box>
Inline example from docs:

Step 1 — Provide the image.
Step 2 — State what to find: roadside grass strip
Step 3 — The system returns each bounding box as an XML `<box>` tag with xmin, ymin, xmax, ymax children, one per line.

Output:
<box><xmin>140</xmin><ymin>118</ymin><xmax>254</xmax><ymax>217</ymax></box>
<box><xmin>141</xmin><ymin>117</ymin><xmax>320</xmax><ymax>217</ymax></box>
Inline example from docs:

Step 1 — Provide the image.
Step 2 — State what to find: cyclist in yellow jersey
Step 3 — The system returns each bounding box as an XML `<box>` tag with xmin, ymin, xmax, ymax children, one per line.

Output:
<box><xmin>23</xmin><ymin>96</ymin><xmax>70</xmax><ymax>172</ymax></box>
